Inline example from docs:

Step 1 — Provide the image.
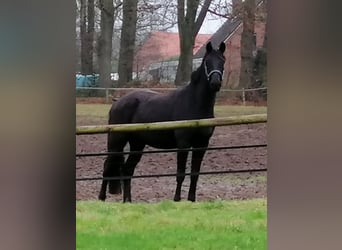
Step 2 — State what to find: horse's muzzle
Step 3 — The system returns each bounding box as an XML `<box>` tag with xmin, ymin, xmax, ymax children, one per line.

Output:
<box><xmin>209</xmin><ymin>71</ymin><xmax>222</xmax><ymax>92</ymax></box>
<box><xmin>210</xmin><ymin>81</ymin><xmax>222</xmax><ymax>92</ymax></box>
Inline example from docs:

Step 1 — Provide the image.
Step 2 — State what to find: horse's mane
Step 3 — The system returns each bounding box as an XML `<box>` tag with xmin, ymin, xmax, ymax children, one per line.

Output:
<box><xmin>190</xmin><ymin>67</ymin><xmax>200</xmax><ymax>83</ymax></box>
<box><xmin>190</xmin><ymin>58</ymin><xmax>206</xmax><ymax>84</ymax></box>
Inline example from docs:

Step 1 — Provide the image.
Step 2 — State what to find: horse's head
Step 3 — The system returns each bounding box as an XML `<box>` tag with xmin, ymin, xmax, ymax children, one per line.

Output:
<box><xmin>203</xmin><ymin>41</ymin><xmax>226</xmax><ymax>92</ymax></box>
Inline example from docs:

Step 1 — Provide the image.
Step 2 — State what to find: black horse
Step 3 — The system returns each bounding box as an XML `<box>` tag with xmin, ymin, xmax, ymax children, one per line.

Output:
<box><xmin>99</xmin><ymin>41</ymin><xmax>226</xmax><ymax>202</ymax></box>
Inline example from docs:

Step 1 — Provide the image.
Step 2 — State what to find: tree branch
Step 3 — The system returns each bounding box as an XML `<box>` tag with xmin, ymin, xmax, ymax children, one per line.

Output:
<box><xmin>194</xmin><ymin>0</ymin><xmax>212</xmax><ymax>36</ymax></box>
<box><xmin>206</xmin><ymin>7</ymin><xmax>230</xmax><ymax>19</ymax></box>
<box><xmin>114</xmin><ymin>1</ymin><xmax>123</xmax><ymax>11</ymax></box>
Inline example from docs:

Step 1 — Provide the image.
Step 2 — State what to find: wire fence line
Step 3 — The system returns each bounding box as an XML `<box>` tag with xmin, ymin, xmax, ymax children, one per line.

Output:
<box><xmin>76</xmin><ymin>143</ymin><xmax>267</xmax><ymax>182</ymax></box>
<box><xmin>76</xmin><ymin>86</ymin><xmax>267</xmax><ymax>104</ymax></box>
<box><xmin>75</xmin><ymin>86</ymin><xmax>267</xmax><ymax>92</ymax></box>
<box><xmin>76</xmin><ymin>144</ymin><xmax>267</xmax><ymax>157</ymax></box>
<box><xmin>76</xmin><ymin>168</ymin><xmax>267</xmax><ymax>182</ymax></box>
<box><xmin>76</xmin><ymin>114</ymin><xmax>267</xmax><ymax>183</ymax></box>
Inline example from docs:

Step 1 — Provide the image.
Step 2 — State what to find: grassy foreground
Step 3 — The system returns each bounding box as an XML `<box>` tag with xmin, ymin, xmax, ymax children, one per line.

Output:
<box><xmin>77</xmin><ymin>199</ymin><xmax>266</xmax><ymax>250</ymax></box>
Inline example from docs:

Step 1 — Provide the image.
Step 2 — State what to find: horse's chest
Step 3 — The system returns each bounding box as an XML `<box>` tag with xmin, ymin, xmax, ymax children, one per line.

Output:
<box><xmin>175</xmin><ymin>126</ymin><xmax>214</xmax><ymax>144</ymax></box>
<box><xmin>194</xmin><ymin>127</ymin><xmax>214</xmax><ymax>138</ymax></box>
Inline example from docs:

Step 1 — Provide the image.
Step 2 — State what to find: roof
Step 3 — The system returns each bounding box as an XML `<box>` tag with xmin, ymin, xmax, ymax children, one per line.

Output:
<box><xmin>194</xmin><ymin>18</ymin><xmax>242</xmax><ymax>58</ymax></box>
<box><xmin>134</xmin><ymin>31</ymin><xmax>212</xmax><ymax>71</ymax></box>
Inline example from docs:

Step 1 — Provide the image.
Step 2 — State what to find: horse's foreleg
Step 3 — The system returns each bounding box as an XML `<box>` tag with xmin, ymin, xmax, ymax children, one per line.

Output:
<box><xmin>188</xmin><ymin>149</ymin><xmax>207</xmax><ymax>202</ymax></box>
<box><xmin>122</xmin><ymin>151</ymin><xmax>143</xmax><ymax>203</ymax></box>
<box><xmin>174</xmin><ymin>151</ymin><xmax>189</xmax><ymax>201</ymax></box>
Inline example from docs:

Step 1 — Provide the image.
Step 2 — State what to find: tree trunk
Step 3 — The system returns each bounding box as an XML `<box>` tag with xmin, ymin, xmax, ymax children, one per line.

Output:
<box><xmin>117</xmin><ymin>0</ymin><xmax>138</xmax><ymax>86</ymax></box>
<box><xmin>232</xmin><ymin>0</ymin><xmax>242</xmax><ymax>17</ymax></box>
<box><xmin>175</xmin><ymin>27</ymin><xmax>195</xmax><ymax>86</ymax></box>
<box><xmin>80</xmin><ymin>0</ymin><xmax>88</xmax><ymax>74</ymax></box>
<box><xmin>84</xmin><ymin>0</ymin><xmax>94</xmax><ymax>74</ymax></box>
<box><xmin>252</xmin><ymin>1</ymin><xmax>267</xmax><ymax>100</ymax></box>
<box><xmin>80</xmin><ymin>0</ymin><xmax>95</xmax><ymax>75</ymax></box>
<box><xmin>239</xmin><ymin>0</ymin><xmax>256</xmax><ymax>90</ymax></box>
<box><xmin>175</xmin><ymin>0</ymin><xmax>212</xmax><ymax>86</ymax></box>
<box><xmin>262</xmin><ymin>4</ymin><xmax>267</xmax><ymax>50</ymax></box>
<box><xmin>98</xmin><ymin>0</ymin><xmax>114</xmax><ymax>88</ymax></box>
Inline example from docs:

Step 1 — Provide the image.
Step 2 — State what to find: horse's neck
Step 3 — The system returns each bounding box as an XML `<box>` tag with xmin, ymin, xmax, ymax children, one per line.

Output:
<box><xmin>188</xmin><ymin>66</ymin><xmax>217</xmax><ymax>115</ymax></box>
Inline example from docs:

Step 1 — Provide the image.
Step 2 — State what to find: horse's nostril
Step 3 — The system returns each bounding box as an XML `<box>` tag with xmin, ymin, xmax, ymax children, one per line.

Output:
<box><xmin>210</xmin><ymin>82</ymin><xmax>221</xmax><ymax>91</ymax></box>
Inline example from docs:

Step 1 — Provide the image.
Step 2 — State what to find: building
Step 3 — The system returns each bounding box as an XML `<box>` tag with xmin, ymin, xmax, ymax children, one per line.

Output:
<box><xmin>133</xmin><ymin>31</ymin><xmax>211</xmax><ymax>81</ymax></box>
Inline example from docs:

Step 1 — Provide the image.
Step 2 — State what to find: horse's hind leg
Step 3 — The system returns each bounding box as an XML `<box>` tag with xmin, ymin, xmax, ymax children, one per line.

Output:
<box><xmin>98</xmin><ymin>132</ymin><xmax>127</xmax><ymax>201</ymax></box>
<box><xmin>122</xmin><ymin>142</ymin><xmax>144</xmax><ymax>202</ymax></box>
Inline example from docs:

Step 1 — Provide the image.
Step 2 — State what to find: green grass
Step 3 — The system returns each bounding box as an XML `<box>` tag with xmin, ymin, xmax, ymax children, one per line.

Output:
<box><xmin>76</xmin><ymin>103</ymin><xmax>266</xmax><ymax>125</ymax></box>
<box><xmin>77</xmin><ymin>199</ymin><xmax>266</xmax><ymax>250</ymax></box>
<box><xmin>76</xmin><ymin>104</ymin><xmax>112</xmax><ymax>124</ymax></box>
<box><xmin>214</xmin><ymin>105</ymin><xmax>267</xmax><ymax>117</ymax></box>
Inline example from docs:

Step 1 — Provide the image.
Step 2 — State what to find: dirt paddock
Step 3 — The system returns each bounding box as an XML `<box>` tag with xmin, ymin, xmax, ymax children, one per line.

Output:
<box><xmin>76</xmin><ymin>122</ymin><xmax>267</xmax><ymax>203</ymax></box>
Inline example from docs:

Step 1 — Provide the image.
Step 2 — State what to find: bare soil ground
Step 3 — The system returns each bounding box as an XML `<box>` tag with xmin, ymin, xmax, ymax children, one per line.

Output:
<box><xmin>76</xmin><ymin>123</ymin><xmax>267</xmax><ymax>203</ymax></box>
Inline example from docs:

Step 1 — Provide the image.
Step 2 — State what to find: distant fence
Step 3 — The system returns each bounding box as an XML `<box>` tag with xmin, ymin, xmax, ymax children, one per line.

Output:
<box><xmin>76</xmin><ymin>87</ymin><xmax>267</xmax><ymax>105</ymax></box>
<box><xmin>76</xmin><ymin>114</ymin><xmax>267</xmax><ymax>183</ymax></box>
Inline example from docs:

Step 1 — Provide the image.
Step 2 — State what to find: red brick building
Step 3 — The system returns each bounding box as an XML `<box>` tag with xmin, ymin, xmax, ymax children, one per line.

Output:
<box><xmin>134</xmin><ymin>31</ymin><xmax>212</xmax><ymax>73</ymax></box>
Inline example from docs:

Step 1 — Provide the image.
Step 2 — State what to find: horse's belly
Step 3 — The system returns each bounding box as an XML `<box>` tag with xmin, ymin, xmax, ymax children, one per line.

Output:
<box><xmin>135</xmin><ymin>131</ymin><xmax>177</xmax><ymax>149</ymax></box>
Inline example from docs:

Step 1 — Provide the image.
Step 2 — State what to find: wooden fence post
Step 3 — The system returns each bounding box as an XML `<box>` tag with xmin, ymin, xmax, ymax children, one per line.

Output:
<box><xmin>242</xmin><ymin>88</ymin><xmax>246</xmax><ymax>106</ymax></box>
<box><xmin>105</xmin><ymin>88</ymin><xmax>109</xmax><ymax>103</ymax></box>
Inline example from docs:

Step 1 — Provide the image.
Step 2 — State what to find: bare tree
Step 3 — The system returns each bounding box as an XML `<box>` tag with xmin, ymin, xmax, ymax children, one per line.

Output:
<box><xmin>76</xmin><ymin>0</ymin><xmax>81</xmax><ymax>72</ymax></box>
<box><xmin>174</xmin><ymin>0</ymin><xmax>212</xmax><ymax>86</ymax></box>
<box><xmin>135</xmin><ymin>0</ymin><xmax>178</xmax><ymax>43</ymax></box>
<box><xmin>96</xmin><ymin>0</ymin><xmax>122</xmax><ymax>75</ymax></box>
<box><xmin>98</xmin><ymin>0</ymin><xmax>115</xmax><ymax>88</ymax></box>
<box><xmin>117</xmin><ymin>0</ymin><xmax>138</xmax><ymax>86</ymax></box>
<box><xmin>238</xmin><ymin>0</ymin><xmax>256</xmax><ymax>89</ymax></box>
<box><xmin>204</xmin><ymin>0</ymin><xmax>239</xmax><ymax>19</ymax></box>
<box><xmin>86</xmin><ymin>0</ymin><xmax>95</xmax><ymax>73</ymax></box>
<box><xmin>252</xmin><ymin>0</ymin><xmax>267</xmax><ymax>100</ymax></box>
<box><xmin>80</xmin><ymin>0</ymin><xmax>88</xmax><ymax>74</ymax></box>
<box><xmin>79</xmin><ymin>0</ymin><xmax>95</xmax><ymax>75</ymax></box>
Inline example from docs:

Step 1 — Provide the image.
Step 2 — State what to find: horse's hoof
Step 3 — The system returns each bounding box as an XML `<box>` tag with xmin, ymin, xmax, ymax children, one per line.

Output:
<box><xmin>187</xmin><ymin>196</ymin><xmax>196</xmax><ymax>202</ymax></box>
<box><xmin>173</xmin><ymin>196</ymin><xmax>181</xmax><ymax>202</ymax></box>
<box><xmin>98</xmin><ymin>194</ymin><xmax>106</xmax><ymax>201</ymax></box>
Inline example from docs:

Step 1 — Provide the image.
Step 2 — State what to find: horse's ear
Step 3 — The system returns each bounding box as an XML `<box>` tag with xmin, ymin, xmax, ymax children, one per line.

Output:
<box><xmin>206</xmin><ymin>42</ymin><xmax>213</xmax><ymax>53</ymax></box>
<box><xmin>219</xmin><ymin>42</ymin><xmax>226</xmax><ymax>54</ymax></box>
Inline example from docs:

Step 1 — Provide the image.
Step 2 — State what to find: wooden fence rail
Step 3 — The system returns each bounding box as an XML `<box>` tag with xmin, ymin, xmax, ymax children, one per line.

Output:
<box><xmin>76</xmin><ymin>114</ymin><xmax>267</xmax><ymax>135</ymax></box>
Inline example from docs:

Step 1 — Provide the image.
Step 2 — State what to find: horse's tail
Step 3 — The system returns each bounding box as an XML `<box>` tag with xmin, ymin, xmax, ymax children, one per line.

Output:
<box><xmin>104</xmin><ymin>146</ymin><xmax>124</xmax><ymax>195</ymax></box>
<box><xmin>104</xmin><ymin>98</ymin><xmax>139</xmax><ymax>195</ymax></box>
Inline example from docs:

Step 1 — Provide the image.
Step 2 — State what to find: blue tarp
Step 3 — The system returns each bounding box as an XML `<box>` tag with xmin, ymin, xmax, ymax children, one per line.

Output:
<box><xmin>76</xmin><ymin>74</ymin><xmax>99</xmax><ymax>88</ymax></box>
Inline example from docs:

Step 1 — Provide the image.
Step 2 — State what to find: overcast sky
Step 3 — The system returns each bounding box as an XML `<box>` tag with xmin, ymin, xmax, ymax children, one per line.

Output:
<box><xmin>169</xmin><ymin>7</ymin><xmax>228</xmax><ymax>35</ymax></box>
<box><xmin>199</xmin><ymin>16</ymin><xmax>226</xmax><ymax>34</ymax></box>
<box><xmin>169</xmin><ymin>16</ymin><xmax>226</xmax><ymax>34</ymax></box>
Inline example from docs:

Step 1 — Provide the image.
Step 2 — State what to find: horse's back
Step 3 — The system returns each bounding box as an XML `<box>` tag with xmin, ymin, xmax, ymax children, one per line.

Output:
<box><xmin>109</xmin><ymin>90</ymin><xmax>159</xmax><ymax>124</ymax></box>
<box><xmin>107</xmin><ymin>88</ymin><xmax>213</xmax><ymax>149</ymax></box>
